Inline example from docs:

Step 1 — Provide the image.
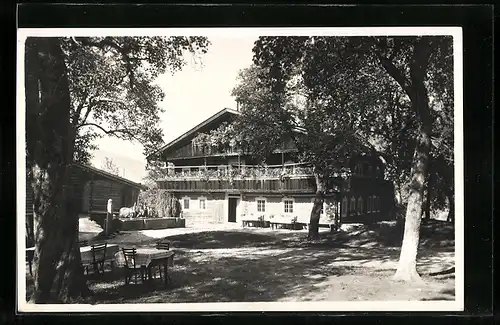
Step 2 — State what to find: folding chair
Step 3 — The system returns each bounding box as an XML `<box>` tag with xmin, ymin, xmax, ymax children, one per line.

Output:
<box><xmin>152</xmin><ymin>239</ymin><xmax>170</xmax><ymax>280</ymax></box>
<box><xmin>91</xmin><ymin>243</ymin><xmax>107</xmax><ymax>275</ymax></box>
<box><xmin>122</xmin><ymin>248</ymin><xmax>146</xmax><ymax>285</ymax></box>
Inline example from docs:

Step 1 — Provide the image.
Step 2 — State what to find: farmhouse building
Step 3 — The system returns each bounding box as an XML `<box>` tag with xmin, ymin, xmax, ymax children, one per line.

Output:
<box><xmin>146</xmin><ymin>108</ymin><xmax>395</xmax><ymax>227</ymax></box>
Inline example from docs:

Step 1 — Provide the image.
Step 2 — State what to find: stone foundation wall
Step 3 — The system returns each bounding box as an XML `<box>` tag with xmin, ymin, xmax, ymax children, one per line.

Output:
<box><xmin>119</xmin><ymin>217</ymin><xmax>186</xmax><ymax>231</ymax></box>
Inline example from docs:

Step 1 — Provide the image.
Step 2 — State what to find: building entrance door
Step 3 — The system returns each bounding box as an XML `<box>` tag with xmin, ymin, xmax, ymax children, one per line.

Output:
<box><xmin>228</xmin><ymin>198</ymin><xmax>238</xmax><ymax>223</ymax></box>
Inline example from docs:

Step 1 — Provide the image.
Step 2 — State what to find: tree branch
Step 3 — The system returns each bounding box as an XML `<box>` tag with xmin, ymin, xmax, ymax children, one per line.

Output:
<box><xmin>78</xmin><ymin>104</ymin><xmax>93</xmax><ymax>128</ymax></box>
<box><xmin>377</xmin><ymin>55</ymin><xmax>413</xmax><ymax>100</ymax></box>
<box><xmin>72</xmin><ymin>91</ymin><xmax>89</xmax><ymax>128</ymax></box>
<box><xmin>75</xmin><ymin>37</ymin><xmax>136</xmax><ymax>89</ymax></box>
<box><xmin>79</xmin><ymin>122</ymin><xmax>139</xmax><ymax>141</ymax></box>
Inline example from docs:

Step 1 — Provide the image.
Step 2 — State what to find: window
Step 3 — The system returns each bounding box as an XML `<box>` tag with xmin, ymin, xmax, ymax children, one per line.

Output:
<box><xmin>375</xmin><ymin>166</ymin><xmax>381</xmax><ymax>178</ymax></box>
<box><xmin>367</xmin><ymin>196</ymin><xmax>372</xmax><ymax>213</ymax></box>
<box><xmin>357</xmin><ymin>197</ymin><xmax>363</xmax><ymax>215</ymax></box>
<box><xmin>283</xmin><ymin>199</ymin><xmax>294</xmax><ymax>214</ymax></box>
<box><xmin>183</xmin><ymin>197</ymin><xmax>190</xmax><ymax>210</ymax></box>
<box><xmin>367</xmin><ymin>166</ymin><xmax>373</xmax><ymax>177</ymax></box>
<box><xmin>350</xmin><ymin>197</ymin><xmax>356</xmax><ymax>214</ymax></box>
<box><xmin>198</xmin><ymin>197</ymin><xmax>207</xmax><ymax>210</ymax></box>
<box><xmin>341</xmin><ymin>196</ymin><xmax>348</xmax><ymax>217</ymax></box>
<box><xmin>256</xmin><ymin>198</ymin><xmax>266</xmax><ymax>213</ymax></box>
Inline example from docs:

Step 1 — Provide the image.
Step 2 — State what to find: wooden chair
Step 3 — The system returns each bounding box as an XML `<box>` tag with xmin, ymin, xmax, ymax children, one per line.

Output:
<box><xmin>152</xmin><ymin>239</ymin><xmax>170</xmax><ymax>280</ymax></box>
<box><xmin>122</xmin><ymin>248</ymin><xmax>146</xmax><ymax>285</ymax></box>
<box><xmin>91</xmin><ymin>243</ymin><xmax>108</xmax><ymax>275</ymax></box>
<box><xmin>155</xmin><ymin>239</ymin><xmax>170</xmax><ymax>250</ymax></box>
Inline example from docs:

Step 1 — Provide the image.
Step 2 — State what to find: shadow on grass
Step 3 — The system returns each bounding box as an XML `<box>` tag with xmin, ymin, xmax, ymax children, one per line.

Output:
<box><xmin>420</xmin><ymin>287</ymin><xmax>455</xmax><ymax>301</ymax></box>
<box><xmin>87</xmin><ymin>223</ymin><xmax>455</xmax><ymax>303</ymax></box>
<box><xmin>90</xmin><ymin>247</ymin><xmax>360</xmax><ymax>303</ymax></box>
<box><xmin>25</xmin><ymin>221</ymin><xmax>455</xmax><ymax>303</ymax></box>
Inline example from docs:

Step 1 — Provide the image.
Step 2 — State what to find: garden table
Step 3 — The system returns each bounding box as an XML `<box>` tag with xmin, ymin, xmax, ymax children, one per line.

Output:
<box><xmin>115</xmin><ymin>248</ymin><xmax>175</xmax><ymax>286</ymax></box>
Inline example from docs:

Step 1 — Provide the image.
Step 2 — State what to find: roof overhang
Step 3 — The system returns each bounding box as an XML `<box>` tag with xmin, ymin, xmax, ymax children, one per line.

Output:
<box><xmin>146</xmin><ymin>108</ymin><xmax>241</xmax><ymax>161</ymax></box>
<box><xmin>73</xmin><ymin>163</ymin><xmax>148</xmax><ymax>190</ymax></box>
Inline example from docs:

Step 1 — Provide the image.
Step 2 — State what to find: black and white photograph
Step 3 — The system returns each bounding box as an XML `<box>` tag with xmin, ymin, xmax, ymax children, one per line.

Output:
<box><xmin>17</xmin><ymin>27</ymin><xmax>463</xmax><ymax>312</ymax></box>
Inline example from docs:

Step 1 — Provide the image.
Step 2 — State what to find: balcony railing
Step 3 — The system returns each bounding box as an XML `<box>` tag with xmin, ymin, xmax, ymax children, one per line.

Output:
<box><xmin>157</xmin><ymin>163</ymin><xmax>317</xmax><ymax>193</ymax></box>
<box><xmin>159</xmin><ymin>163</ymin><xmax>315</xmax><ymax>180</ymax></box>
<box><xmin>158</xmin><ymin>176</ymin><xmax>318</xmax><ymax>193</ymax></box>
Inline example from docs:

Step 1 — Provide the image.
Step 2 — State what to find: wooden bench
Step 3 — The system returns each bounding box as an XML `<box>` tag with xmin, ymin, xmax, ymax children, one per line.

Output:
<box><xmin>242</xmin><ymin>219</ymin><xmax>265</xmax><ymax>228</ymax></box>
<box><xmin>269</xmin><ymin>216</ymin><xmax>298</xmax><ymax>230</ymax></box>
<box><xmin>241</xmin><ymin>215</ymin><xmax>267</xmax><ymax>228</ymax></box>
<box><xmin>296</xmin><ymin>217</ymin><xmax>340</xmax><ymax>232</ymax></box>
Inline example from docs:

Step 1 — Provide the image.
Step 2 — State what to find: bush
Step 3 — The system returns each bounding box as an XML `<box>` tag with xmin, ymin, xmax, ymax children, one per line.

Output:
<box><xmin>137</xmin><ymin>189</ymin><xmax>182</xmax><ymax>218</ymax></box>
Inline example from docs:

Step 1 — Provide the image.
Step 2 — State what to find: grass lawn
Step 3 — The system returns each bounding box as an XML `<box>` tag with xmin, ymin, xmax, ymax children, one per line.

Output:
<box><xmin>25</xmin><ymin>219</ymin><xmax>455</xmax><ymax>303</ymax></box>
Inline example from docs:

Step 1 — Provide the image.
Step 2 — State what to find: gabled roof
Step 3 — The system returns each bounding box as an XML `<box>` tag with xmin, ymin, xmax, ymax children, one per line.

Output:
<box><xmin>73</xmin><ymin>163</ymin><xmax>147</xmax><ymax>190</ymax></box>
<box><xmin>146</xmin><ymin>108</ymin><xmax>241</xmax><ymax>160</ymax></box>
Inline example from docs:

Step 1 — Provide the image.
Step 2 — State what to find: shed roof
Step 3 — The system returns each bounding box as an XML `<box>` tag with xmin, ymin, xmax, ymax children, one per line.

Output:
<box><xmin>73</xmin><ymin>163</ymin><xmax>147</xmax><ymax>190</ymax></box>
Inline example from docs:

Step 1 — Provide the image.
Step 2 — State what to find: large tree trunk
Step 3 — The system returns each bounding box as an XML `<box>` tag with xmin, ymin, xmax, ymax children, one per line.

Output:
<box><xmin>308</xmin><ymin>173</ymin><xmax>326</xmax><ymax>240</ymax></box>
<box><xmin>421</xmin><ymin>174</ymin><xmax>431</xmax><ymax>221</ymax></box>
<box><xmin>25</xmin><ymin>37</ymin><xmax>90</xmax><ymax>303</ymax></box>
<box><xmin>393</xmin><ymin>127</ymin><xmax>430</xmax><ymax>282</ymax></box>
<box><xmin>393</xmin><ymin>38</ymin><xmax>433</xmax><ymax>283</ymax></box>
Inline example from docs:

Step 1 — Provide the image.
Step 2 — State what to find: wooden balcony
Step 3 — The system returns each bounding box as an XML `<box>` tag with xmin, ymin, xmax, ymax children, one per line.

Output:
<box><xmin>168</xmin><ymin>139</ymin><xmax>298</xmax><ymax>160</ymax></box>
<box><xmin>155</xmin><ymin>163</ymin><xmax>341</xmax><ymax>194</ymax></box>
<box><xmin>158</xmin><ymin>176</ymin><xmax>317</xmax><ymax>193</ymax></box>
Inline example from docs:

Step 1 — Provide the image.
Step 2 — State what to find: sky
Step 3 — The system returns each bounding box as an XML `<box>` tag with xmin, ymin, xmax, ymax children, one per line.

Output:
<box><xmin>90</xmin><ymin>36</ymin><xmax>257</xmax><ymax>183</ymax></box>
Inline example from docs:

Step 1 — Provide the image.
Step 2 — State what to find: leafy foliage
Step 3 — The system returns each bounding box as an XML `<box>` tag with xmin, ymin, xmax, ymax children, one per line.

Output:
<box><xmin>238</xmin><ymin>36</ymin><xmax>454</xmax><ymax>243</ymax></box>
<box><xmin>61</xmin><ymin>36</ymin><xmax>210</xmax><ymax>162</ymax></box>
<box><xmin>137</xmin><ymin>189</ymin><xmax>181</xmax><ymax>218</ymax></box>
<box><xmin>250</xmin><ymin>36</ymin><xmax>454</xmax><ymax>214</ymax></box>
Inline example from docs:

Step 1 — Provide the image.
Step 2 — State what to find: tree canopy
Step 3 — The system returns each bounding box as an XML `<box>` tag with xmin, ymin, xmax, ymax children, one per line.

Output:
<box><xmin>233</xmin><ymin>35</ymin><xmax>454</xmax><ymax>278</ymax></box>
<box><xmin>25</xmin><ymin>35</ymin><xmax>211</xmax><ymax>302</ymax></box>
<box><xmin>63</xmin><ymin>36</ymin><xmax>210</xmax><ymax>164</ymax></box>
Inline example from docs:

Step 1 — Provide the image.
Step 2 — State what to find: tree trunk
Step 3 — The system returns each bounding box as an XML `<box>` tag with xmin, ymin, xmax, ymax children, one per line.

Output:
<box><xmin>394</xmin><ymin>122</ymin><xmax>431</xmax><ymax>282</ymax></box>
<box><xmin>392</xmin><ymin>37</ymin><xmax>433</xmax><ymax>283</ymax></box>
<box><xmin>424</xmin><ymin>182</ymin><xmax>431</xmax><ymax>220</ymax></box>
<box><xmin>25</xmin><ymin>37</ymin><xmax>90</xmax><ymax>303</ymax></box>
<box><xmin>421</xmin><ymin>175</ymin><xmax>431</xmax><ymax>221</ymax></box>
<box><xmin>308</xmin><ymin>173</ymin><xmax>325</xmax><ymax>240</ymax></box>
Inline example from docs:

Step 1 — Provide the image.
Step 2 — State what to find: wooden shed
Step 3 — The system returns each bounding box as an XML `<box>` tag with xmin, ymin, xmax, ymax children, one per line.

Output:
<box><xmin>25</xmin><ymin>163</ymin><xmax>147</xmax><ymax>245</ymax></box>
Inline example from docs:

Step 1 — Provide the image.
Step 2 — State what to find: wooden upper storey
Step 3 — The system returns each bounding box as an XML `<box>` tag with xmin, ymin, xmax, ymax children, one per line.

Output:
<box><xmin>147</xmin><ymin>108</ymin><xmax>387</xmax><ymax>184</ymax></box>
